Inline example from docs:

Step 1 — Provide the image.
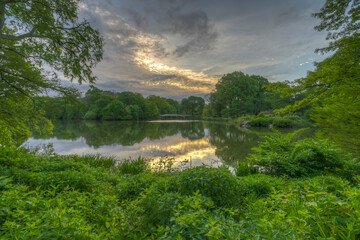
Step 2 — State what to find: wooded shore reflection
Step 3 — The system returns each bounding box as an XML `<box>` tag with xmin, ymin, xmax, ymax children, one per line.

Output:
<box><xmin>26</xmin><ymin>120</ymin><xmax>307</xmax><ymax>166</ymax></box>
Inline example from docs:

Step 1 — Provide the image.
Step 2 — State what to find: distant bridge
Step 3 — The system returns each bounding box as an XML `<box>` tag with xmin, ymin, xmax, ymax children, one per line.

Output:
<box><xmin>160</xmin><ymin>114</ymin><xmax>190</xmax><ymax>120</ymax></box>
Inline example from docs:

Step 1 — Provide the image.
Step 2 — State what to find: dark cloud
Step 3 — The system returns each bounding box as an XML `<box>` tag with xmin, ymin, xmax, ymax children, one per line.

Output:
<box><xmin>167</xmin><ymin>10</ymin><xmax>218</xmax><ymax>56</ymax></box>
<box><xmin>173</xmin><ymin>29</ymin><xmax>218</xmax><ymax>57</ymax></box>
<box><xmin>121</xmin><ymin>0</ymin><xmax>218</xmax><ymax>57</ymax></box>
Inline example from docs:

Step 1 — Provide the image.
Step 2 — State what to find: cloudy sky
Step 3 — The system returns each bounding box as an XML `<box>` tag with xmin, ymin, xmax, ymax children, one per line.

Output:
<box><xmin>77</xmin><ymin>0</ymin><xmax>329</xmax><ymax>99</ymax></box>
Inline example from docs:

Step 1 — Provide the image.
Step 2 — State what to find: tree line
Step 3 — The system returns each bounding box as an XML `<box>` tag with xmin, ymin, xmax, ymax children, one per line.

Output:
<box><xmin>36</xmin><ymin>86</ymin><xmax>205</xmax><ymax>121</ymax></box>
<box><xmin>36</xmin><ymin>73</ymin><xmax>307</xmax><ymax>122</ymax></box>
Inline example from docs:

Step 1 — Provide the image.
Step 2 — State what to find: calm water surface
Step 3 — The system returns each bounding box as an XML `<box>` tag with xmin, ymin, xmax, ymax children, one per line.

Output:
<box><xmin>22</xmin><ymin>120</ymin><xmax>311</xmax><ymax>167</ymax></box>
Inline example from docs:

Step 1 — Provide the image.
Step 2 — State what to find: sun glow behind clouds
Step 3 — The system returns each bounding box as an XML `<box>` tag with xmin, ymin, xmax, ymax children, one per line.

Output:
<box><xmin>134</xmin><ymin>51</ymin><xmax>218</xmax><ymax>92</ymax></box>
<box><xmin>80</xmin><ymin>1</ymin><xmax>220</xmax><ymax>95</ymax></box>
<box><xmin>123</xmin><ymin>21</ymin><xmax>218</xmax><ymax>93</ymax></box>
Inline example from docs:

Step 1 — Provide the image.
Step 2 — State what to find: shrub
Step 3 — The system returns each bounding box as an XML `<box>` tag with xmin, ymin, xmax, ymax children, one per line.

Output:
<box><xmin>257</xmin><ymin>112</ymin><xmax>265</xmax><ymax>118</ymax></box>
<box><xmin>83</xmin><ymin>110</ymin><xmax>97</xmax><ymax>120</ymax></box>
<box><xmin>154</xmin><ymin>193</ymin><xmax>227</xmax><ymax>239</ymax></box>
<box><xmin>242</xmin><ymin>176</ymin><xmax>360</xmax><ymax>239</ymax></box>
<box><xmin>115</xmin><ymin>173</ymin><xmax>164</xmax><ymax>200</ymax></box>
<box><xmin>272</xmin><ymin>118</ymin><xmax>293</xmax><ymax>128</ymax></box>
<box><xmin>240</xmin><ymin>174</ymin><xmax>285</xmax><ymax>198</ymax></box>
<box><xmin>0</xmin><ymin>147</ymin><xmax>112</xmax><ymax>192</ymax></box>
<box><xmin>248</xmin><ymin>130</ymin><xmax>360</xmax><ymax>181</ymax></box>
<box><xmin>3</xmin><ymin>167</ymin><xmax>102</xmax><ymax>192</ymax></box>
<box><xmin>0</xmin><ymin>176</ymin><xmax>10</xmax><ymax>192</ymax></box>
<box><xmin>168</xmin><ymin>166</ymin><xmax>245</xmax><ymax>207</ymax></box>
<box><xmin>293</xmin><ymin>175</ymin><xmax>351</xmax><ymax>197</ymax></box>
<box><xmin>129</xmin><ymin>190</ymin><xmax>197</xmax><ymax>233</ymax></box>
<box><xmin>249</xmin><ymin>117</ymin><xmax>271</xmax><ymax>127</ymax></box>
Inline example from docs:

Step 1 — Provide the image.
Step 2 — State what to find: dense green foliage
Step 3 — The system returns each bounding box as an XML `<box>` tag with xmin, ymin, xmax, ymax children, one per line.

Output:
<box><xmin>246</xmin><ymin>130</ymin><xmax>360</xmax><ymax>182</ymax></box>
<box><xmin>206</xmin><ymin>72</ymin><xmax>309</xmax><ymax>118</ymax></box>
<box><xmin>208</xmin><ymin>72</ymin><xmax>269</xmax><ymax>117</ymax></box>
<box><xmin>275</xmin><ymin>0</ymin><xmax>360</xmax><ymax>154</ymax></box>
<box><xmin>272</xmin><ymin>118</ymin><xmax>293</xmax><ymax>128</ymax></box>
<box><xmin>1</xmin><ymin>137</ymin><xmax>360</xmax><ymax>239</ymax></box>
<box><xmin>180</xmin><ymin>96</ymin><xmax>205</xmax><ymax>116</ymax></box>
<box><xmin>36</xmin><ymin>87</ymin><xmax>207</xmax><ymax>121</ymax></box>
<box><xmin>148</xmin><ymin>95</ymin><xmax>181</xmax><ymax>115</ymax></box>
<box><xmin>249</xmin><ymin>116</ymin><xmax>271</xmax><ymax>127</ymax></box>
<box><xmin>0</xmin><ymin>0</ymin><xmax>103</xmax><ymax>145</ymax></box>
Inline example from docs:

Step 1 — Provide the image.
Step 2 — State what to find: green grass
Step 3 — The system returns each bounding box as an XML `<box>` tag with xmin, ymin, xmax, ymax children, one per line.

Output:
<box><xmin>1</xmin><ymin>141</ymin><xmax>360</xmax><ymax>239</ymax></box>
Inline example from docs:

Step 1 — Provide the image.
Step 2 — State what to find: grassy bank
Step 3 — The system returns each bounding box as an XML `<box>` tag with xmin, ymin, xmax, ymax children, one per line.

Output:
<box><xmin>1</xmin><ymin>132</ymin><xmax>360</xmax><ymax>239</ymax></box>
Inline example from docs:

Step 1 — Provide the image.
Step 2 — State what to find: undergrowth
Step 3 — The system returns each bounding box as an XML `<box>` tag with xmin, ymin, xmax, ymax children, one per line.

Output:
<box><xmin>1</xmin><ymin>135</ymin><xmax>359</xmax><ymax>239</ymax></box>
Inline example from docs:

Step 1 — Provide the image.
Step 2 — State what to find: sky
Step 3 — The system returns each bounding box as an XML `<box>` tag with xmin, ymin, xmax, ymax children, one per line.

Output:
<box><xmin>76</xmin><ymin>0</ymin><xmax>329</xmax><ymax>99</ymax></box>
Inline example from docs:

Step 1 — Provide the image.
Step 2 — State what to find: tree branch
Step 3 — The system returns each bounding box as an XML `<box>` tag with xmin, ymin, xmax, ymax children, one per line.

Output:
<box><xmin>0</xmin><ymin>68</ymin><xmax>39</xmax><ymax>86</ymax></box>
<box><xmin>0</xmin><ymin>27</ymin><xmax>37</xmax><ymax>40</ymax></box>
<box><xmin>0</xmin><ymin>46</ymin><xmax>42</xmax><ymax>59</ymax></box>
<box><xmin>0</xmin><ymin>46</ymin><xmax>26</xmax><ymax>57</ymax></box>
<box><xmin>0</xmin><ymin>72</ymin><xmax>30</xmax><ymax>97</ymax></box>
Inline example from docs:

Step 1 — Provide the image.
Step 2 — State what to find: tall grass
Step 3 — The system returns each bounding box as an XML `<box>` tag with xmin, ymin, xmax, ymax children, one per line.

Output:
<box><xmin>75</xmin><ymin>154</ymin><xmax>117</xmax><ymax>169</ymax></box>
<box><xmin>234</xmin><ymin>161</ymin><xmax>258</xmax><ymax>176</ymax></box>
<box><xmin>115</xmin><ymin>156</ymin><xmax>149</xmax><ymax>174</ymax></box>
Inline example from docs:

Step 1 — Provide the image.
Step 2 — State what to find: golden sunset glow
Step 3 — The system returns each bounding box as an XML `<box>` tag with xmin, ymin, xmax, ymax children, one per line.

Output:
<box><xmin>132</xmin><ymin>35</ymin><xmax>219</xmax><ymax>93</ymax></box>
<box><xmin>143</xmin><ymin>138</ymin><xmax>220</xmax><ymax>168</ymax></box>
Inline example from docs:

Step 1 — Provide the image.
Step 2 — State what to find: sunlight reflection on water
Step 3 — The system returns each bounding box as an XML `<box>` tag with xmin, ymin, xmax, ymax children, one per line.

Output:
<box><xmin>22</xmin><ymin>120</ymin><xmax>311</xmax><ymax>168</ymax></box>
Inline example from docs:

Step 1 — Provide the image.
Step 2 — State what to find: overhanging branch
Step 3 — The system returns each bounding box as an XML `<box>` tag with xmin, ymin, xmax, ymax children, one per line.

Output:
<box><xmin>0</xmin><ymin>28</ymin><xmax>37</xmax><ymax>40</ymax></box>
<box><xmin>0</xmin><ymin>72</ymin><xmax>30</xmax><ymax>98</ymax></box>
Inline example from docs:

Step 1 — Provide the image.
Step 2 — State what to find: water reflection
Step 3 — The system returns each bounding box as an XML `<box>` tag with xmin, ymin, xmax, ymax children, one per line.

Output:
<box><xmin>24</xmin><ymin>120</ymin><xmax>309</xmax><ymax>167</ymax></box>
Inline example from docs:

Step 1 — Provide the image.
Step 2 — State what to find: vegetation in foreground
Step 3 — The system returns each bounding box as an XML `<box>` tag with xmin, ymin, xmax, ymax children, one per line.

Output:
<box><xmin>1</xmin><ymin>132</ymin><xmax>359</xmax><ymax>239</ymax></box>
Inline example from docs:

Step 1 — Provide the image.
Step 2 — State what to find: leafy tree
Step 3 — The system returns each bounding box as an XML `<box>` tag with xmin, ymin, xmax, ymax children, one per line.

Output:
<box><xmin>209</xmin><ymin>72</ymin><xmax>269</xmax><ymax>117</ymax></box>
<box><xmin>180</xmin><ymin>96</ymin><xmax>205</xmax><ymax>116</ymax></box>
<box><xmin>166</xmin><ymin>99</ymin><xmax>180</xmax><ymax>114</ymax></box>
<box><xmin>119</xmin><ymin>92</ymin><xmax>160</xmax><ymax>120</ymax></box>
<box><xmin>147</xmin><ymin>95</ymin><xmax>172</xmax><ymax>114</ymax></box>
<box><xmin>117</xmin><ymin>92</ymin><xmax>142</xmax><ymax>106</ymax></box>
<box><xmin>0</xmin><ymin>94</ymin><xmax>52</xmax><ymax>145</ymax></box>
<box><xmin>84</xmin><ymin>86</ymin><xmax>103</xmax><ymax>107</ymax></box>
<box><xmin>277</xmin><ymin>0</ymin><xmax>360</xmax><ymax>154</ymax></box>
<box><xmin>312</xmin><ymin>0</ymin><xmax>359</xmax><ymax>54</ymax></box>
<box><xmin>127</xmin><ymin>105</ymin><xmax>142</xmax><ymax>120</ymax></box>
<box><xmin>265</xmin><ymin>81</ymin><xmax>307</xmax><ymax>111</ymax></box>
<box><xmin>37</xmin><ymin>95</ymin><xmax>86</xmax><ymax>120</ymax></box>
<box><xmin>102</xmin><ymin>100</ymin><xmax>126</xmax><ymax>120</ymax></box>
<box><xmin>144</xmin><ymin>101</ymin><xmax>160</xmax><ymax>119</ymax></box>
<box><xmin>34</xmin><ymin>97</ymin><xmax>60</xmax><ymax>120</ymax></box>
<box><xmin>94</xmin><ymin>95</ymin><xmax>115</xmax><ymax>119</ymax></box>
<box><xmin>0</xmin><ymin>0</ymin><xmax>103</xmax><ymax>144</ymax></box>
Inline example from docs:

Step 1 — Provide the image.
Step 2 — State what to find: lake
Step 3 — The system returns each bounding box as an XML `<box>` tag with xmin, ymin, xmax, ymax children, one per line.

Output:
<box><xmin>22</xmin><ymin>120</ymin><xmax>311</xmax><ymax>168</ymax></box>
